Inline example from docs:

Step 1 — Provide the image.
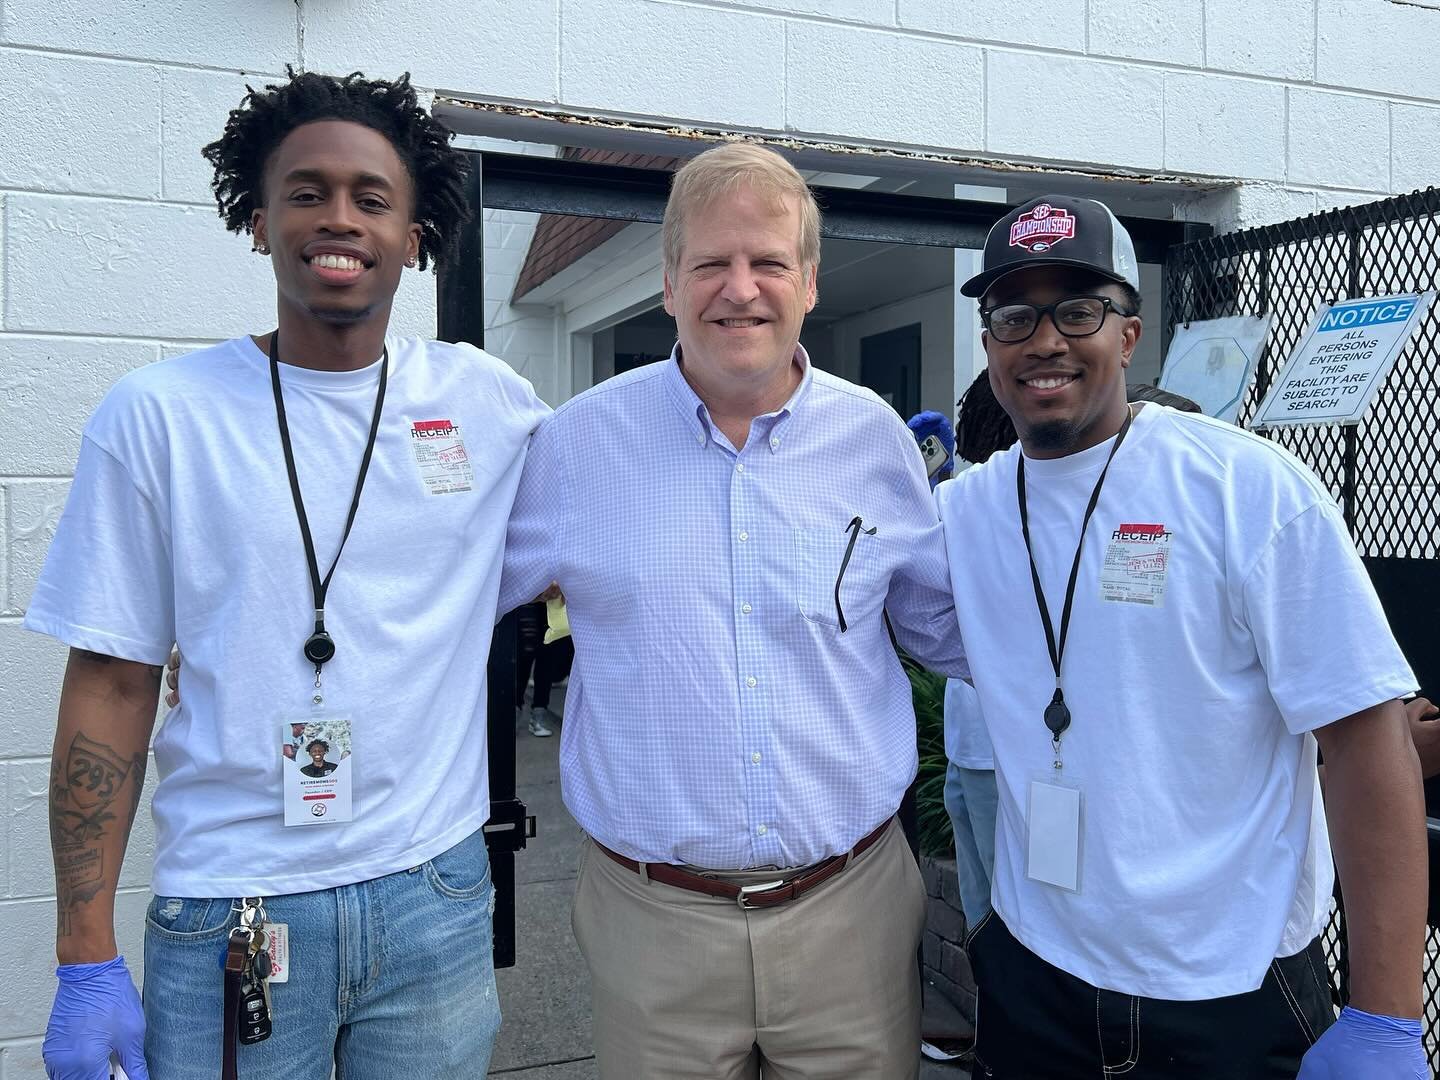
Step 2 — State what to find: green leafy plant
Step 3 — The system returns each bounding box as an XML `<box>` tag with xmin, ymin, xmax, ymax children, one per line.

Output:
<box><xmin>904</xmin><ymin>656</ymin><xmax>953</xmax><ymax>857</ymax></box>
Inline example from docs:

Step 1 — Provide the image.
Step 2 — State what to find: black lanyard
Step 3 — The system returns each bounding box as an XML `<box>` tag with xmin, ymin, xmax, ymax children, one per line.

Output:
<box><xmin>268</xmin><ymin>331</ymin><xmax>388</xmax><ymax>690</ymax></box>
<box><xmin>1016</xmin><ymin>408</ymin><xmax>1133</xmax><ymax>753</ymax></box>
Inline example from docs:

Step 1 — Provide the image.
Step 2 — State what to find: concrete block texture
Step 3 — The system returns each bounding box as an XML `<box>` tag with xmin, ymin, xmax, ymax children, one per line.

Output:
<box><xmin>6</xmin><ymin>756</ymin><xmax>158</xmax><ymax>899</ymax></box>
<box><xmin>1089</xmin><ymin>0</ymin><xmax>1203</xmax><ymax>66</ymax></box>
<box><xmin>0</xmin><ymin>337</ymin><xmax>160</xmax><ymax>475</ymax></box>
<box><xmin>1391</xmin><ymin>104</ymin><xmax>1440</xmax><ymax>193</ymax></box>
<box><xmin>1178</xmin><ymin>183</ymin><xmax>1319</xmax><ymax>232</ymax></box>
<box><xmin>4</xmin><ymin>196</ymin><xmax>275</xmax><ymax>340</ymax></box>
<box><xmin>302</xmin><ymin>0</ymin><xmax>558</xmax><ymax>103</ymax></box>
<box><xmin>704</xmin><ymin>0</ymin><xmax>895</xmax><ymax>20</ymax></box>
<box><xmin>786</xmin><ymin>22</ymin><xmax>983</xmax><ymax>149</ymax></box>
<box><xmin>4</xmin><ymin>481</ymin><xmax>70</xmax><ymax>615</ymax></box>
<box><xmin>0</xmin><ymin>1038</ymin><xmax>44</xmax><ymax>1080</ymax></box>
<box><xmin>897</xmin><ymin>0</ymin><xmax>1086</xmax><ymax>50</ymax></box>
<box><xmin>1163</xmin><ymin>72</ymin><xmax>1286</xmax><ymax>180</ymax></box>
<box><xmin>0</xmin><ymin>0</ymin><xmax>297</xmax><ymax>71</ymax></box>
<box><xmin>1287</xmin><ymin>89</ymin><xmax>1389</xmax><ymax>192</ymax></box>
<box><xmin>986</xmin><ymin>52</ymin><xmax>1164</xmax><ymax>171</ymax></box>
<box><xmin>561</xmin><ymin>0</ymin><xmax>786</xmax><ymax>130</ymax></box>
<box><xmin>0</xmin><ymin>767</ymin><xmax>8</xmax><ymax>898</ymax></box>
<box><xmin>0</xmin><ymin>619</ymin><xmax>70</xmax><ymax>760</ymax></box>
<box><xmin>161</xmin><ymin>67</ymin><xmax>267</xmax><ymax>205</ymax></box>
<box><xmin>0</xmin><ymin>50</ymin><xmax>162</xmax><ymax>199</ymax></box>
<box><xmin>1204</xmin><ymin>0</ymin><xmax>1316</xmax><ymax>80</ymax></box>
<box><xmin>1317</xmin><ymin>0</ymin><xmax>1440</xmax><ymax>100</ymax></box>
<box><xmin>0</xmin><ymin>889</ymin><xmax>150</xmax><ymax>1042</ymax></box>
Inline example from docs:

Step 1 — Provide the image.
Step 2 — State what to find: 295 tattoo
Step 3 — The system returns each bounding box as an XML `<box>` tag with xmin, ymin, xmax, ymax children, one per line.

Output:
<box><xmin>50</xmin><ymin>733</ymin><xmax>146</xmax><ymax>937</ymax></box>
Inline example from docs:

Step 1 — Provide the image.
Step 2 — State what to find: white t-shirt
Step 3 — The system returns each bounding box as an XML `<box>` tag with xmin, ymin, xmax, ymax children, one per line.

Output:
<box><xmin>944</xmin><ymin>677</ymin><xmax>994</xmax><ymax>770</ymax></box>
<box><xmin>936</xmin><ymin>404</ymin><xmax>1414</xmax><ymax>999</ymax></box>
<box><xmin>25</xmin><ymin>336</ymin><xmax>549</xmax><ymax>897</ymax></box>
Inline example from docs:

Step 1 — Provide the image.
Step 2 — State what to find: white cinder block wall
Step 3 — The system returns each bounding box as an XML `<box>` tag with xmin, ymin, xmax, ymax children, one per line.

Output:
<box><xmin>2</xmin><ymin>0</ymin><xmax>1438</xmax><ymax>1070</ymax></box>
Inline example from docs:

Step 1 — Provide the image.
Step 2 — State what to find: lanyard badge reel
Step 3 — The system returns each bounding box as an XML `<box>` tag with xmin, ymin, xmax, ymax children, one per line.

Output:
<box><xmin>1015</xmin><ymin>407</ymin><xmax>1134</xmax><ymax>892</ymax></box>
<box><xmin>270</xmin><ymin>331</ymin><xmax>381</xmax><ymax>826</ymax></box>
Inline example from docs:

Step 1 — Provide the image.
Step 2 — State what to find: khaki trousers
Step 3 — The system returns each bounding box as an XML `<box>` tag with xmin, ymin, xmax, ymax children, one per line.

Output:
<box><xmin>572</xmin><ymin>819</ymin><xmax>927</xmax><ymax>1080</ymax></box>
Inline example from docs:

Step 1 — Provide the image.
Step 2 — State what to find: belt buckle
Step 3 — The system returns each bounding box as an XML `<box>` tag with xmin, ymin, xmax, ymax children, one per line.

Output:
<box><xmin>736</xmin><ymin>879</ymin><xmax>786</xmax><ymax>910</ymax></box>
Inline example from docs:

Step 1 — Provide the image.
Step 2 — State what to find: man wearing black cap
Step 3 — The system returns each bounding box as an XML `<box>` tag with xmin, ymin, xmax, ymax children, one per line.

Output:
<box><xmin>935</xmin><ymin>195</ymin><xmax>1428</xmax><ymax>1077</ymax></box>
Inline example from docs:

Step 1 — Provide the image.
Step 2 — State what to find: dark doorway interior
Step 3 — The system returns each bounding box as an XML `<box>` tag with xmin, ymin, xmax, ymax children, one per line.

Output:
<box><xmin>861</xmin><ymin>322</ymin><xmax>922</xmax><ymax>418</ymax></box>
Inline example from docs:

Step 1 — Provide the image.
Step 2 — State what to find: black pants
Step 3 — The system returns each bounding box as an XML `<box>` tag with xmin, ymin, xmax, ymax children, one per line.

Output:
<box><xmin>515</xmin><ymin>601</ymin><xmax>574</xmax><ymax>710</ymax></box>
<box><xmin>968</xmin><ymin>913</ymin><xmax>1334</xmax><ymax>1079</ymax></box>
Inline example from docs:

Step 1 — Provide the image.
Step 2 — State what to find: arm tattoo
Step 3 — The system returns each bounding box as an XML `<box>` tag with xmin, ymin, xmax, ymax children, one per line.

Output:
<box><xmin>50</xmin><ymin>733</ymin><xmax>147</xmax><ymax>938</ymax></box>
<box><xmin>72</xmin><ymin>649</ymin><xmax>163</xmax><ymax>683</ymax></box>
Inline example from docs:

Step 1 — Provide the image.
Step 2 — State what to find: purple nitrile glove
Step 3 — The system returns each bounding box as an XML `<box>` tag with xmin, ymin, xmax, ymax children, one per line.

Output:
<box><xmin>1296</xmin><ymin>1005</ymin><xmax>1428</xmax><ymax>1079</ymax></box>
<box><xmin>43</xmin><ymin>956</ymin><xmax>150</xmax><ymax>1080</ymax></box>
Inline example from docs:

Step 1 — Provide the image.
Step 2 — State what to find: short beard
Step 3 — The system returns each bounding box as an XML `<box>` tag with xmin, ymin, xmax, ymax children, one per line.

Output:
<box><xmin>1026</xmin><ymin>418</ymin><xmax>1079</xmax><ymax>453</ymax></box>
<box><xmin>306</xmin><ymin>300</ymin><xmax>376</xmax><ymax>325</ymax></box>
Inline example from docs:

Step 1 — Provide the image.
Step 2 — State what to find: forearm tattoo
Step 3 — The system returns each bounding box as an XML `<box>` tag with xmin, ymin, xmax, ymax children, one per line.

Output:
<box><xmin>50</xmin><ymin>733</ymin><xmax>147</xmax><ymax>938</ymax></box>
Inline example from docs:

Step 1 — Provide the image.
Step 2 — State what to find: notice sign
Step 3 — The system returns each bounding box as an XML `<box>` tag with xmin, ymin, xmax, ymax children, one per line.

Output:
<box><xmin>1252</xmin><ymin>293</ymin><xmax>1433</xmax><ymax>429</ymax></box>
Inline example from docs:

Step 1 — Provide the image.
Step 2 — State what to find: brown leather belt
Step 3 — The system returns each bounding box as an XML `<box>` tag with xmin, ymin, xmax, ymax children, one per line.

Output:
<box><xmin>594</xmin><ymin>817</ymin><xmax>892</xmax><ymax>910</ymax></box>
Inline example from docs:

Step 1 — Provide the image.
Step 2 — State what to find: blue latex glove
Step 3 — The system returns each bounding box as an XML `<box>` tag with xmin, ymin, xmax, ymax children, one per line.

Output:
<box><xmin>43</xmin><ymin>956</ymin><xmax>150</xmax><ymax>1080</ymax></box>
<box><xmin>1297</xmin><ymin>1006</ymin><xmax>1428</xmax><ymax>1079</ymax></box>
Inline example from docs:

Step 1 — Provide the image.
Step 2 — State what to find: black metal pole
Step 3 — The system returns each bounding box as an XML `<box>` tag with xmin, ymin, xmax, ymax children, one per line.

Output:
<box><xmin>435</xmin><ymin>155</ymin><xmax>525</xmax><ymax>970</ymax></box>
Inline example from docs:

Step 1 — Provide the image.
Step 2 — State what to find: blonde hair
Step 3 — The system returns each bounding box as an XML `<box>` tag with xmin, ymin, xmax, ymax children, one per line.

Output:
<box><xmin>662</xmin><ymin>143</ymin><xmax>822</xmax><ymax>273</ymax></box>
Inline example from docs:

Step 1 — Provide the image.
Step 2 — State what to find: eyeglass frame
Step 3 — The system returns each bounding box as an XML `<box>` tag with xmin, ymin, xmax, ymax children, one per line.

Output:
<box><xmin>978</xmin><ymin>294</ymin><xmax>1138</xmax><ymax>345</ymax></box>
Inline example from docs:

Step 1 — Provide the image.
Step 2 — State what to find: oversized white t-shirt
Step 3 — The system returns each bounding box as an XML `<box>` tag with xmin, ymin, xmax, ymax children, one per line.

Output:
<box><xmin>936</xmin><ymin>404</ymin><xmax>1414</xmax><ymax>999</ymax></box>
<box><xmin>25</xmin><ymin>336</ymin><xmax>549</xmax><ymax>897</ymax></box>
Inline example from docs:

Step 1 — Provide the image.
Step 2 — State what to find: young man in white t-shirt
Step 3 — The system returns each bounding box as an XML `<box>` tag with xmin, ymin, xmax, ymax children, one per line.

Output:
<box><xmin>936</xmin><ymin>195</ymin><xmax>1429</xmax><ymax>1078</ymax></box>
<box><xmin>24</xmin><ymin>71</ymin><xmax>548</xmax><ymax>1079</ymax></box>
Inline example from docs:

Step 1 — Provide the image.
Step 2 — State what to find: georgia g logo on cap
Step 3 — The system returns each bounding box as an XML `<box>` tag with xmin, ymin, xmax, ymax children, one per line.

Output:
<box><xmin>1009</xmin><ymin>203</ymin><xmax>1076</xmax><ymax>253</ymax></box>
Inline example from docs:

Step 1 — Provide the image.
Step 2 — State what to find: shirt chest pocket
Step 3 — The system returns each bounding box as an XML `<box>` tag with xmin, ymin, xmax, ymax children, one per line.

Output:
<box><xmin>793</xmin><ymin>527</ymin><xmax>889</xmax><ymax>629</ymax></box>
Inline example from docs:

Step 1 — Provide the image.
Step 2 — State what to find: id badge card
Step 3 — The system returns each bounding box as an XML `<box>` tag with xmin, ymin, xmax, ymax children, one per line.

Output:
<box><xmin>282</xmin><ymin>718</ymin><xmax>353</xmax><ymax>826</ymax></box>
<box><xmin>1026</xmin><ymin>775</ymin><xmax>1083</xmax><ymax>892</ymax></box>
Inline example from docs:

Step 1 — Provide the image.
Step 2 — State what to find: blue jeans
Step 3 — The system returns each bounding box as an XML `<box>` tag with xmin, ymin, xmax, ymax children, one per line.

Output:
<box><xmin>943</xmin><ymin>761</ymin><xmax>998</xmax><ymax>930</ymax></box>
<box><xmin>142</xmin><ymin>827</ymin><xmax>499</xmax><ymax>1079</ymax></box>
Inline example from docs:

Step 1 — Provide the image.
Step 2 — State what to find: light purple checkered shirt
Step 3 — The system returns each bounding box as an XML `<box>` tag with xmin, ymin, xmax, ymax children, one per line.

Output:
<box><xmin>500</xmin><ymin>347</ymin><xmax>966</xmax><ymax>868</ymax></box>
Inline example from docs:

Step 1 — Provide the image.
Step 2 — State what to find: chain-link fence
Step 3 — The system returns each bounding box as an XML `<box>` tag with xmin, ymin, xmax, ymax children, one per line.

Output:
<box><xmin>1165</xmin><ymin>188</ymin><xmax>1440</xmax><ymax>1068</ymax></box>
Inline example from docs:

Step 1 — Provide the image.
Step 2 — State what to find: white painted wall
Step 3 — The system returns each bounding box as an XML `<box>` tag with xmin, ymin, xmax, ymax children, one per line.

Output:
<box><xmin>4</xmin><ymin>0</ymin><xmax>1440</xmax><ymax>1067</ymax></box>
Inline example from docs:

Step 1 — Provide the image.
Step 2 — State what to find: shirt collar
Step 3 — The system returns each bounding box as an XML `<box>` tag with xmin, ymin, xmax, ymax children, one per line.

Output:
<box><xmin>662</xmin><ymin>343</ymin><xmax>814</xmax><ymax>453</ymax></box>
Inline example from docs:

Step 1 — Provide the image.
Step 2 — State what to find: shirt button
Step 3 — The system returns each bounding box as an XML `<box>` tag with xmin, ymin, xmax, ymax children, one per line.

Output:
<box><xmin>739</xmin><ymin>531</ymin><xmax>749</xmax><ymax>542</ymax></box>
<box><xmin>736</xmin><ymin>463</ymin><xmax>745</xmax><ymax>473</ymax></box>
<box><xmin>746</xmin><ymin>675</ymin><xmax>757</xmax><ymax>688</ymax></box>
<box><xmin>751</xmin><ymin>752</ymin><xmax>762</xmax><ymax>763</ymax></box>
<box><xmin>770</xmin><ymin>437</ymin><xmax>780</xmax><ymax>449</ymax></box>
<box><xmin>741</xmin><ymin>602</ymin><xmax>753</xmax><ymax>614</ymax></box>
<box><xmin>757</xmin><ymin>824</ymin><xmax>768</xmax><ymax>836</ymax></box>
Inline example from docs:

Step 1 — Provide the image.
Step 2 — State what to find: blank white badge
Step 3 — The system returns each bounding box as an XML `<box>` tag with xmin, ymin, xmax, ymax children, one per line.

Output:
<box><xmin>1027</xmin><ymin>779</ymin><xmax>1082</xmax><ymax>892</ymax></box>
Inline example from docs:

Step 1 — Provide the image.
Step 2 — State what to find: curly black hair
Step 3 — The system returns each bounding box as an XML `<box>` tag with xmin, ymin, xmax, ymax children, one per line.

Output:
<box><xmin>955</xmin><ymin>369</ymin><xmax>1018</xmax><ymax>466</ymax></box>
<box><xmin>202</xmin><ymin>69</ymin><xmax>469</xmax><ymax>270</ymax></box>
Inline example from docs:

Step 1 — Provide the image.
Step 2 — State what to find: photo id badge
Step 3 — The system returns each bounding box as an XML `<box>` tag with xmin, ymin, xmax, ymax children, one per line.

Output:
<box><xmin>1027</xmin><ymin>777</ymin><xmax>1083</xmax><ymax>892</ymax></box>
<box><xmin>282</xmin><ymin>718</ymin><xmax>353</xmax><ymax>826</ymax></box>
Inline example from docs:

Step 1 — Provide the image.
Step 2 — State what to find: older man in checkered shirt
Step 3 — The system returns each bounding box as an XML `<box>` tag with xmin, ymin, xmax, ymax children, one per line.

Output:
<box><xmin>500</xmin><ymin>143</ymin><xmax>965</xmax><ymax>1079</ymax></box>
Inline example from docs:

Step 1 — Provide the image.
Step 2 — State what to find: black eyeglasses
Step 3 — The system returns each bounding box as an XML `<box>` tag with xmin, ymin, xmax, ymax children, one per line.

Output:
<box><xmin>979</xmin><ymin>295</ymin><xmax>1136</xmax><ymax>344</ymax></box>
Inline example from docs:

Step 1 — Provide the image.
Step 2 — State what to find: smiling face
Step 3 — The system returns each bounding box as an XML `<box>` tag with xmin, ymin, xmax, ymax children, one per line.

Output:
<box><xmin>983</xmin><ymin>266</ymin><xmax>1141</xmax><ymax>459</ymax></box>
<box><xmin>663</xmin><ymin>183</ymin><xmax>817</xmax><ymax>403</ymax></box>
<box><xmin>251</xmin><ymin>120</ymin><xmax>421</xmax><ymax>327</ymax></box>
<box><xmin>307</xmin><ymin>741</ymin><xmax>329</xmax><ymax>765</ymax></box>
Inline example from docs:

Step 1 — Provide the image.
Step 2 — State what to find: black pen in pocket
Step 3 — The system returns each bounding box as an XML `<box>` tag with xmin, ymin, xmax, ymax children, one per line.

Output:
<box><xmin>835</xmin><ymin>515</ymin><xmax>877</xmax><ymax>632</ymax></box>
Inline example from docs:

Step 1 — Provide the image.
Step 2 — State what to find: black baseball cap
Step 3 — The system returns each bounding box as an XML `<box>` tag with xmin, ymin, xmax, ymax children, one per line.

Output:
<box><xmin>961</xmin><ymin>195</ymin><xmax>1140</xmax><ymax>299</ymax></box>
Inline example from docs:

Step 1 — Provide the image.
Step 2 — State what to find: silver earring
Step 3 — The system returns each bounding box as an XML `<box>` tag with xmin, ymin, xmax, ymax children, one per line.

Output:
<box><xmin>405</xmin><ymin>256</ymin><xmax>417</xmax><ymax>268</ymax></box>
<box><xmin>255</xmin><ymin>242</ymin><xmax>270</xmax><ymax>255</ymax></box>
